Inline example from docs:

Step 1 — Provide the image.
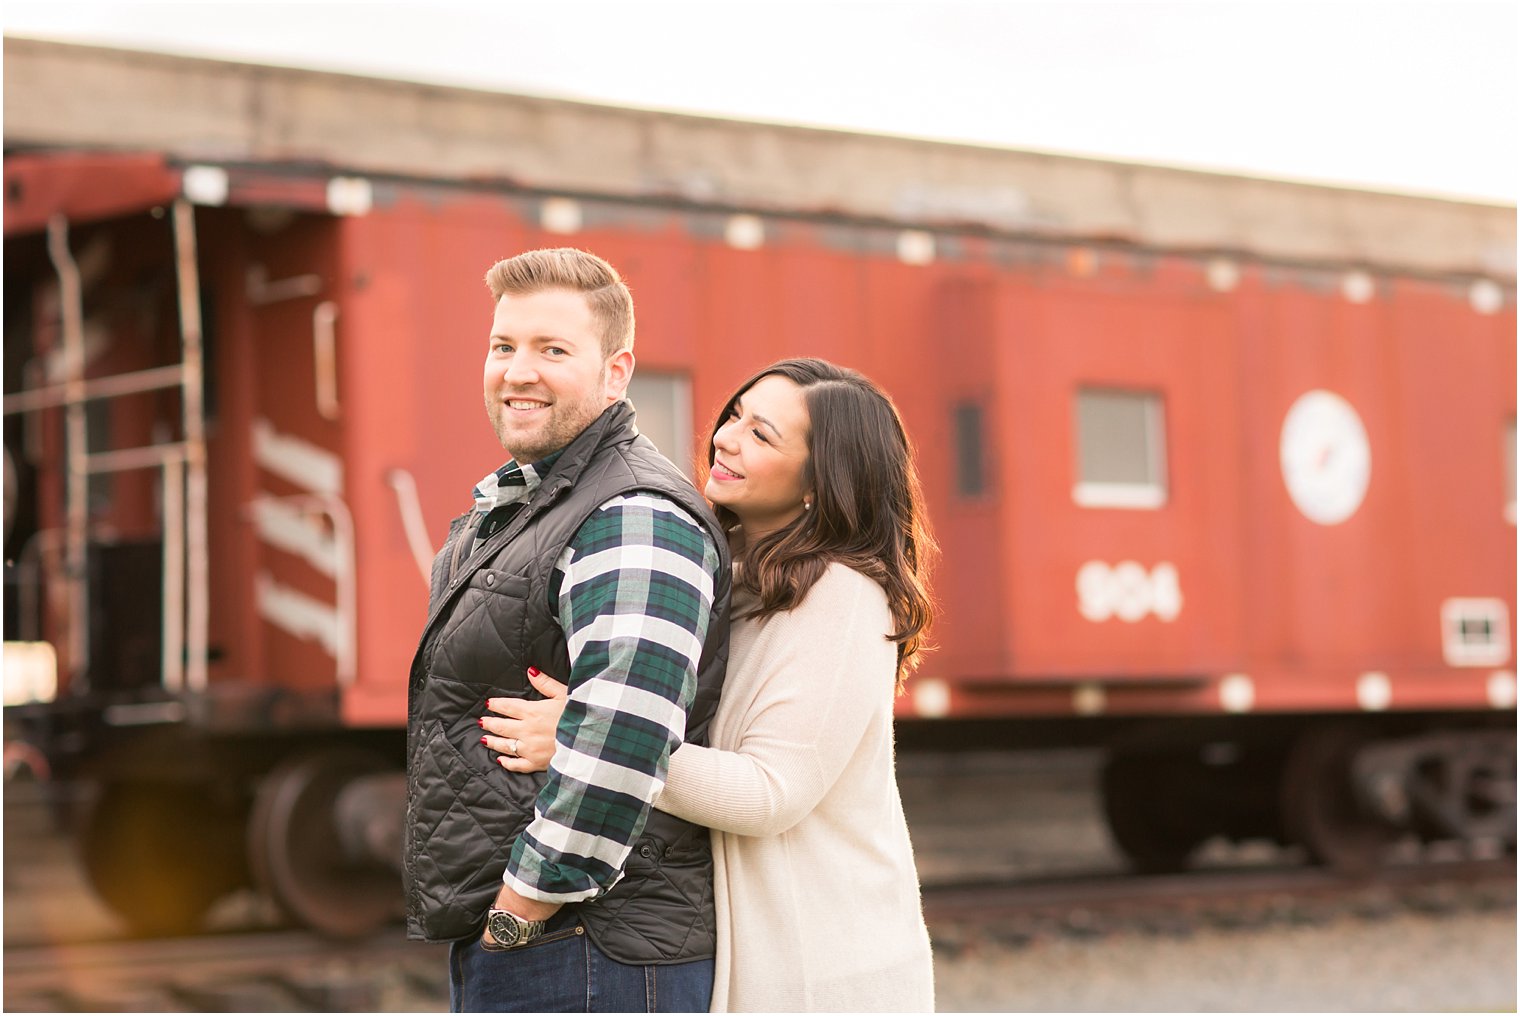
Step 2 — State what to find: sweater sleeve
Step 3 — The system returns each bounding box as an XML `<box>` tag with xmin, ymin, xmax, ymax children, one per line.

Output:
<box><xmin>655</xmin><ymin>565</ymin><xmax>897</xmax><ymax>837</ymax></box>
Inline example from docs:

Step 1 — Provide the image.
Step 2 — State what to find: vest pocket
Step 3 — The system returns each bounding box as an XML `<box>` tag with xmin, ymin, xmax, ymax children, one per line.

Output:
<box><xmin>579</xmin><ymin>815</ymin><xmax>716</xmax><ymax>963</ymax></box>
<box><xmin>428</xmin><ymin>570</ymin><xmax>532</xmax><ymax>689</ymax></box>
<box><xmin>409</xmin><ymin>720</ymin><xmax>546</xmax><ymax>941</ymax></box>
<box><xmin>472</xmin><ymin>568</ymin><xmax>530</xmax><ymax>598</ymax></box>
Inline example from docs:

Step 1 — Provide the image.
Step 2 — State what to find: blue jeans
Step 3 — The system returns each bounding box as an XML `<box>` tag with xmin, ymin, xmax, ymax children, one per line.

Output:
<box><xmin>449</xmin><ymin>910</ymin><xmax>714</xmax><ymax>1013</ymax></box>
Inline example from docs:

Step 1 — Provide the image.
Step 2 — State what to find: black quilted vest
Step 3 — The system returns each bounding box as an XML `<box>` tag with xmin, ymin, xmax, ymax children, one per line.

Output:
<box><xmin>403</xmin><ymin>401</ymin><xmax>732</xmax><ymax>962</ymax></box>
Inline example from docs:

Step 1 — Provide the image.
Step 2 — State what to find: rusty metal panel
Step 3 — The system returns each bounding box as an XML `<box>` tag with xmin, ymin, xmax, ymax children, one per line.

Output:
<box><xmin>332</xmin><ymin>193</ymin><xmax>531</xmax><ymax>724</ymax></box>
<box><xmin>1233</xmin><ymin>275</ymin><xmax>1516</xmax><ymax>700</ymax></box>
<box><xmin>908</xmin><ymin>270</ymin><xmax>1007</xmax><ymax>682</ymax></box>
<box><xmin>233</xmin><ymin>216</ymin><xmax>353</xmax><ymax>697</ymax></box>
<box><xmin>993</xmin><ymin>268</ymin><xmax>1247</xmax><ymax>680</ymax></box>
<box><xmin>3</xmin><ymin>153</ymin><xmax>181</xmax><ymax>235</ymax></box>
<box><xmin>317</xmin><ymin>195</ymin><xmax>1515</xmax><ymax>725</ymax></box>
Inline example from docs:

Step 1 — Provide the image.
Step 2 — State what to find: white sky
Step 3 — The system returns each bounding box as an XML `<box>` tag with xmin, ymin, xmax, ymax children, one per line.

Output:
<box><xmin>4</xmin><ymin>0</ymin><xmax>1516</xmax><ymax>203</ymax></box>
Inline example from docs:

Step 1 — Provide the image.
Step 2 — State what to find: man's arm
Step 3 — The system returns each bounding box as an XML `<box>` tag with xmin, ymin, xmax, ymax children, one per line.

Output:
<box><xmin>492</xmin><ymin>493</ymin><xmax>719</xmax><ymax>920</ymax></box>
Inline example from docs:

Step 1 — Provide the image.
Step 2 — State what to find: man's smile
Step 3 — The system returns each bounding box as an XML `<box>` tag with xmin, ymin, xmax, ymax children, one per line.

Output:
<box><xmin>504</xmin><ymin>398</ymin><xmax>551</xmax><ymax>412</ymax></box>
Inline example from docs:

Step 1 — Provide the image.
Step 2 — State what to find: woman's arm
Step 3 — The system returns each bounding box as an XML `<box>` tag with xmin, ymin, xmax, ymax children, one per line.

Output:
<box><xmin>487</xmin><ymin>569</ymin><xmax>897</xmax><ymax>838</ymax></box>
<box><xmin>657</xmin><ymin>566</ymin><xmax>895</xmax><ymax>837</ymax></box>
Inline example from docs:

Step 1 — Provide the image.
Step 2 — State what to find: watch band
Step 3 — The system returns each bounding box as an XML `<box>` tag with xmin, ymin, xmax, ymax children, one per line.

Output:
<box><xmin>485</xmin><ymin>907</ymin><xmax>548</xmax><ymax>949</ymax></box>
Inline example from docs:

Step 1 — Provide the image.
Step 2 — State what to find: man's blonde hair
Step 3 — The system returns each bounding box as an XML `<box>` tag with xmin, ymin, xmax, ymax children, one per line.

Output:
<box><xmin>484</xmin><ymin>248</ymin><xmax>634</xmax><ymax>357</ymax></box>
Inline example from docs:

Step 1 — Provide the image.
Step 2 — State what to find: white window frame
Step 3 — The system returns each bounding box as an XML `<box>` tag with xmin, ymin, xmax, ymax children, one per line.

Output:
<box><xmin>1072</xmin><ymin>388</ymin><xmax>1169</xmax><ymax>510</ymax></box>
<box><xmin>1441</xmin><ymin>598</ymin><xmax>1512</xmax><ymax>668</ymax></box>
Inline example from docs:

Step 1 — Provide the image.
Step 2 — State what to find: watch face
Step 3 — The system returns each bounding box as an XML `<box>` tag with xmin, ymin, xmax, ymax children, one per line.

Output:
<box><xmin>488</xmin><ymin>911</ymin><xmax>521</xmax><ymax>947</ymax></box>
<box><xmin>1279</xmin><ymin>389</ymin><xmax>1371</xmax><ymax>526</ymax></box>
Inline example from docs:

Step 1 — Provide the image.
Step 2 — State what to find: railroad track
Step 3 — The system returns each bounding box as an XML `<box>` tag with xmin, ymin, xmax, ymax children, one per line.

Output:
<box><xmin>5</xmin><ymin>858</ymin><xmax>1511</xmax><ymax>1012</ymax></box>
<box><xmin>921</xmin><ymin>857</ymin><xmax>1516</xmax><ymax>950</ymax></box>
<box><xmin>3</xmin><ymin>929</ymin><xmax>450</xmax><ymax>1012</ymax></box>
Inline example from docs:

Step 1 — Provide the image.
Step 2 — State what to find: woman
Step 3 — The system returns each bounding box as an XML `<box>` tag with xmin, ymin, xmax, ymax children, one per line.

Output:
<box><xmin>482</xmin><ymin>358</ymin><xmax>937</xmax><ymax>1012</ymax></box>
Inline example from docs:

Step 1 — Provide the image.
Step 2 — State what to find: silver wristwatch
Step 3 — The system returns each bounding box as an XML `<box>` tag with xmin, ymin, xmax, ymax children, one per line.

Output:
<box><xmin>485</xmin><ymin>907</ymin><xmax>547</xmax><ymax>949</ymax></box>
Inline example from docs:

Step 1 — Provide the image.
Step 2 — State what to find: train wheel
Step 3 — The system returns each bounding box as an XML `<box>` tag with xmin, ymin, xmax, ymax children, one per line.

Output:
<box><xmin>1405</xmin><ymin>734</ymin><xmax>1518</xmax><ymax>849</ymax></box>
<box><xmin>248</xmin><ymin>748</ymin><xmax>401</xmax><ymax>938</ymax></box>
<box><xmin>1100</xmin><ymin>752</ymin><xmax>1210</xmax><ymax>873</ymax></box>
<box><xmin>1281</xmin><ymin>725</ymin><xmax>1397</xmax><ymax>875</ymax></box>
<box><xmin>80</xmin><ymin>781</ymin><xmax>250</xmax><ymax>937</ymax></box>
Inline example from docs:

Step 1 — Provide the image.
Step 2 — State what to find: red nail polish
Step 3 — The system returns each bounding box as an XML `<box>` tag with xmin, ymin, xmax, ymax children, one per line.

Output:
<box><xmin>478</xmin><ymin>718</ymin><xmax>484</xmax><ymax>728</ymax></box>
<box><xmin>480</xmin><ymin>735</ymin><xmax>488</xmax><ymax>745</ymax></box>
<box><xmin>527</xmin><ymin>667</ymin><xmax>540</xmax><ymax>677</ymax></box>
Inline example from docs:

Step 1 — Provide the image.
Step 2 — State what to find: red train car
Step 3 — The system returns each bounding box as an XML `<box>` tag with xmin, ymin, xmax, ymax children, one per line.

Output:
<box><xmin>4</xmin><ymin>39</ymin><xmax>1514</xmax><ymax>935</ymax></box>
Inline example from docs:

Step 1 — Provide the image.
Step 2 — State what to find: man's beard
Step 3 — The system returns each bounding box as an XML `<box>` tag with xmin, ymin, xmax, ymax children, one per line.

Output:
<box><xmin>487</xmin><ymin>370</ymin><xmax>607</xmax><ymax>464</ymax></box>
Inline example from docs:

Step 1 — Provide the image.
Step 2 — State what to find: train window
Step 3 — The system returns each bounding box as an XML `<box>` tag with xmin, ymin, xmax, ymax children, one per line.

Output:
<box><xmin>1441</xmin><ymin>598</ymin><xmax>1511</xmax><ymax>667</ymax></box>
<box><xmin>1505</xmin><ymin>417</ymin><xmax>1515</xmax><ymax>525</ymax></box>
<box><xmin>626</xmin><ymin>372</ymin><xmax>694</xmax><ymax>478</ymax></box>
<box><xmin>954</xmin><ymin>402</ymin><xmax>987</xmax><ymax>497</ymax></box>
<box><xmin>1072</xmin><ymin>388</ymin><xmax>1168</xmax><ymax>509</ymax></box>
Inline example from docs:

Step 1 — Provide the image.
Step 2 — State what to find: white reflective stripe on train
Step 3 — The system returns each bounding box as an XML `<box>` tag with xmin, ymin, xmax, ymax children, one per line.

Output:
<box><xmin>256</xmin><ymin>572</ymin><xmax>341</xmax><ymax>659</ymax></box>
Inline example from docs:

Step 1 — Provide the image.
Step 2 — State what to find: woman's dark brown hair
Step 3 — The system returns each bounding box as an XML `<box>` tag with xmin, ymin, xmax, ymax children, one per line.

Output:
<box><xmin>707</xmin><ymin>358</ymin><xmax>937</xmax><ymax>685</ymax></box>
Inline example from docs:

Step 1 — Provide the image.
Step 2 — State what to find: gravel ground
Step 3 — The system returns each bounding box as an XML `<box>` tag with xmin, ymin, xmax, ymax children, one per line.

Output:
<box><xmin>931</xmin><ymin>908</ymin><xmax>1517</xmax><ymax>1012</ymax></box>
<box><xmin>905</xmin><ymin>750</ymin><xmax>1516</xmax><ymax>1013</ymax></box>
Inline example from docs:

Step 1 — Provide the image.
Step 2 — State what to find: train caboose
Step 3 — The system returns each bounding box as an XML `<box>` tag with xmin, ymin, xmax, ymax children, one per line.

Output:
<box><xmin>4</xmin><ymin>38</ymin><xmax>1514</xmax><ymax>936</ymax></box>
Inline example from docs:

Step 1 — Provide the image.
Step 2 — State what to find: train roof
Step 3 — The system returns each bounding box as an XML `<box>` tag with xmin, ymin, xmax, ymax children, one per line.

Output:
<box><xmin>4</xmin><ymin>35</ymin><xmax>1514</xmax><ymax>281</ymax></box>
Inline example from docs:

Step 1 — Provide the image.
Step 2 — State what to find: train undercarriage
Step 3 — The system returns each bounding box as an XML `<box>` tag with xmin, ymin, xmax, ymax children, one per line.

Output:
<box><xmin>1095</xmin><ymin>717</ymin><xmax>1516</xmax><ymax>876</ymax></box>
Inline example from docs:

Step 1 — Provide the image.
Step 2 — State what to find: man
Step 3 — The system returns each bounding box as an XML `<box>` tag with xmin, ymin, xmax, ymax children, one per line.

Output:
<box><xmin>405</xmin><ymin>248</ymin><xmax>730</xmax><ymax>1012</ymax></box>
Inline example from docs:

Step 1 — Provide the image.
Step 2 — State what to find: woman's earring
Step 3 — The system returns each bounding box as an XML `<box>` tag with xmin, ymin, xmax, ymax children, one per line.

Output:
<box><xmin>803</xmin><ymin>498</ymin><xmax>813</xmax><ymax>511</ymax></box>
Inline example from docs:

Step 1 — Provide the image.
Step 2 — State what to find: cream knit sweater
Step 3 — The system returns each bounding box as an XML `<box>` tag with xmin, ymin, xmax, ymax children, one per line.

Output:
<box><xmin>656</xmin><ymin>563</ymin><xmax>936</xmax><ymax>1013</ymax></box>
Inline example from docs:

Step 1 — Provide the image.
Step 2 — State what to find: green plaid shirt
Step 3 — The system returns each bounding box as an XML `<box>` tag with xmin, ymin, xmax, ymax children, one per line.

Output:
<box><xmin>470</xmin><ymin>455</ymin><xmax>721</xmax><ymax>903</ymax></box>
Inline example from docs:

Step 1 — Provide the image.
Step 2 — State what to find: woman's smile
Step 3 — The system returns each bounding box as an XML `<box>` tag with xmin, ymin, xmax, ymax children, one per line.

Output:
<box><xmin>710</xmin><ymin>460</ymin><xmax>745</xmax><ymax>481</ymax></box>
